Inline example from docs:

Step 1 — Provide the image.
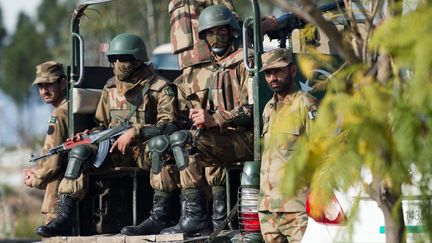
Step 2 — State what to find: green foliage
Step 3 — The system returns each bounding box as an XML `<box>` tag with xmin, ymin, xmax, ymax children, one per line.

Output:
<box><xmin>1</xmin><ymin>13</ymin><xmax>50</xmax><ymax>106</ymax></box>
<box><xmin>278</xmin><ymin>0</ymin><xmax>432</xmax><ymax>241</ymax></box>
<box><xmin>0</xmin><ymin>7</ymin><xmax>6</xmax><ymax>46</ymax></box>
<box><xmin>37</xmin><ymin>0</ymin><xmax>71</xmax><ymax>47</ymax></box>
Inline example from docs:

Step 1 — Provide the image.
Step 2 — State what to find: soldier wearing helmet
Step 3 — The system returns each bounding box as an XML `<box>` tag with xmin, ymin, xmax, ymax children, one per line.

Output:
<box><xmin>169</xmin><ymin>1</ymin><xmax>277</xmax><ymax>234</ymax></box>
<box><xmin>24</xmin><ymin>61</ymin><xmax>68</xmax><ymax>225</ymax></box>
<box><xmin>35</xmin><ymin>33</ymin><xmax>181</xmax><ymax>237</ymax></box>
<box><xmin>158</xmin><ymin>5</ymin><xmax>255</xmax><ymax>236</ymax></box>
<box><xmin>259</xmin><ymin>48</ymin><xmax>318</xmax><ymax>242</ymax></box>
<box><xmin>169</xmin><ymin>0</ymin><xmax>237</xmax><ymax>234</ymax></box>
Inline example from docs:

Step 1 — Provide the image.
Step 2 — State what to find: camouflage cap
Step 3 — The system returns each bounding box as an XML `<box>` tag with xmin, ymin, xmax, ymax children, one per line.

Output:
<box><xmin>260</xmin><ymin>48</ymin><xmax>293</xmax><ymax>72</ymax></box>
<box><xmin>33</xmin><ymin>61</ymin><xmax>65</xmax><ymax>85</ymax></box>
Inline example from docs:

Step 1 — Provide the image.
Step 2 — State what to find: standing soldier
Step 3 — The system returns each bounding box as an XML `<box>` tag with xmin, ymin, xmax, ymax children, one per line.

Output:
<box><xmin>160</xmin><ymin>5</ymin><xmax>254</xmax><ymax>236</ymax></box>
<box><xmin>258</xmin><ymin>48</ymin><xmax>318</xmax><ymax>243</ymax></box>
<box><xmin>35</xmin><ymin>33</ymin><xmax>183</xmax><ymax>237</ymax></box>
<box><xmin>24</xmin><ymin>61</ymin><xmax>68</xmax><ymax>225</ymax></box>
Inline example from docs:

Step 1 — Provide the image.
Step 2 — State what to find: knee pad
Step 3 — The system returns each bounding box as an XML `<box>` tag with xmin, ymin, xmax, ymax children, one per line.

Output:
<box><xmin>148</xmin><ymin>135</ymin><xmax>170</xmax><ymax>174</ymax></box>
<box><xmin>64</xmin><ymin>145</ymin><xmax>94</xmax><ymax>180</ymax></box>
<box><xmin>169</xmin><ymin>130</ymin><xmax>192</xmax><ymax>171</ymax></box>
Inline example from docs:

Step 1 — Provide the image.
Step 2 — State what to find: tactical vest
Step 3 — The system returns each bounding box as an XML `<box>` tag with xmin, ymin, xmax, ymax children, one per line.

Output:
<box><xmin>207</xmin><ymin>48</ymin><xmax>251</xmax><ymax>113</ymax></box>
<box><xmin>106</xmin><ymin>76</ymin><xmax>169</xmax><ymax>127</ymax></box>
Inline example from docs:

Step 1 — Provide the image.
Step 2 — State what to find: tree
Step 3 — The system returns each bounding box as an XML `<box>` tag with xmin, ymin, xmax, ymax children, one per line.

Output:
<box><xmin>0</xmin><ymin>8</ymin><xmax>6</xmax><ymax>73</ymax></box>
<box><xmin>268</xmin><ymin>0</ymin><xmax>431</xmax><ymax>242</ymax></box>
<box><xmin>0</xmin><ymin>7</ymin><xmax>6</xmax><ymax>47</ymax></box>
<box><xmin>1</xmin><ymin>13</ymin><xmax>50</xmax><ymax>145</ymax></box>
<box><xmin>36</xmin><ymin>0</ymin><xmax>73</xmax><ymax>63</ymax></box>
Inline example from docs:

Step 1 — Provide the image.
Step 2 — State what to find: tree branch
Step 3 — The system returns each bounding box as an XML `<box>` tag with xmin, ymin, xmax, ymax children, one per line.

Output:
<box><xmin>271</xmin><ymin>0</ymin><xmax>361</xmax><ymax>64</ymax></box>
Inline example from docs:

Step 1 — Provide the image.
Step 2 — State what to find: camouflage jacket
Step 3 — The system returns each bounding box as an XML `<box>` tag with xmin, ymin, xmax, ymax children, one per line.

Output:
<box><xmin>95</xmin><ymin>66</ymin><xmax>177</xmax><ymax>143</ymax></box>
<box><xmin>176</xmin><ymin>48</ymin><xmax>253</xmax><ymax>131</ymax></box>
<box><xmin>169</xmin><ymin>0</ymin><xmax>235</xmax><ymax>69</ymax></box>
<box><xmin>33</xmin><ymin>98</ymin><xmax>68</xmax><ymax>189</ymax></box>
<box><xmin>259</xmin><ymin>87</ymin><xmax>318</xmax><ymax>212</ymax></box>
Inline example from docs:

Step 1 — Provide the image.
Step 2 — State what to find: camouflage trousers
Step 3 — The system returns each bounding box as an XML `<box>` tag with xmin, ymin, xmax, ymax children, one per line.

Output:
<box><xmin>194</xmin><ymin>128</ymin><xmax>253</xmax><ymax>165</ymax></box>
<box><xmin>58</xmin><ymin>143</ymin><xmax>178</xmax><ymax>200</ymax></box>
<box><xmin>258</xmin><ymin>211</ymin><xmax>308</xmax><ymax>243</ymax></box>
<box><xmin>178</xmin><ymin>128</ymin><xmax>253</xmax><ymax>188</ymax></box>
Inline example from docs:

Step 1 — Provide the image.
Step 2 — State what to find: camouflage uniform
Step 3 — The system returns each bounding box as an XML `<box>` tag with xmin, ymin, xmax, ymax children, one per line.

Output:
<box><xmin>170</xmin><ymin>0</ymin><xmax>236</xmax><ymax>187</ymax></box>
<box><xmin>58</xmin><ymin>65</ymin><xmax>179</xmax><ymax>200</ymax></box>
<box><xmin>184</xmin><ymin>47</ymin><xmax>254</xmax><ymax>168</ymax></box>
<box><xmin>35</xmin><ymin>99</ymin><xmax>68</xmax><ymax>223</ymax></box>
<box><xmin>258</xmin><ymin>49</ymin><xmax>319</xmax><ymax>243</ymax></box>
<box><xmin>31</xmin><ymin>61</ymin><xmax>68</xmax><ymax>224</ymax></box>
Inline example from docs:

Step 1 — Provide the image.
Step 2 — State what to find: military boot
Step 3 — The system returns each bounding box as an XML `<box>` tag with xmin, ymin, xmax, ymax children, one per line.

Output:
<box><xmin>35</xmin><ymin>194</ymin><xmax>77</xmax><ymax>237</ymax></box>
<box><xmin>121</xmin><ymin>190</ymin><xmax>176</xmax><ymax>235</ymax></box>
<box><xmin>160</xmin><ymin>189</ymin><xmax>211</xmax><ymax>236</ymax></box>
<box><xmin>211</xmin><ymin>186</ymin><xmax>227</xmax><ymax>231</ymax></box>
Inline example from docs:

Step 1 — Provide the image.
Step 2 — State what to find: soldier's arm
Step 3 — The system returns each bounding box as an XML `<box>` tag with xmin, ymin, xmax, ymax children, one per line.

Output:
<box><xmin>155</xmin><ymin>84</ymin><xmax>178</xmax><ymax>126</ymax></box>
<box><xmin>32</xmin><ymin>105</ymin><xmax>68</xmax><ymax>189</ymax></box>
<box><xmin>301</xmin><ymin>94</ymin><xmax>319</xmax><ymax>139</ymax></box>
<box><xmin>130</xmin><ymin>83</ymin><xmax>178</xmax><ymax>142</ymax></box>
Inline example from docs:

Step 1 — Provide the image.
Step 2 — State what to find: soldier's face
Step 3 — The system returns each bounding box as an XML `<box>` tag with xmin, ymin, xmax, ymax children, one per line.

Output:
<box><xmin>204</xmin><ymin>26</ymin><xmax>233</xmax><ymax>56</ymax></box>
<box><xmin>37</xmin><ymin>79</ymin><xmax>65</xmax><ymax>106</ymax></box>
<box><xmin>264</xmin><ymin>65</ymin><xmax>296</xmax><ymax>93</ymax></box>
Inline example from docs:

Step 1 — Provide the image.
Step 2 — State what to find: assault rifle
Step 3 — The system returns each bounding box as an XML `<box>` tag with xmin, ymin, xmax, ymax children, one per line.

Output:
<box><xmin>29</xmin><ymin>123</ymin><xmax>131</xmax><ymax>168</ymax></box>
<box><xmin>266</xmin><ymin>0</ymin><xmax>345</xmax><ymax>48</ymax></box>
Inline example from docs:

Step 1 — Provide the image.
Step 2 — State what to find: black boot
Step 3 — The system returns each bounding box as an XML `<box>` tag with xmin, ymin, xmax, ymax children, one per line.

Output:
<box><xmin>160</xmin><ymin>189</ymin><xmax>211</xmax><ymax>236</ymax></box>
<box><xmin>121</xmin><ymin>190</ymin><xmax>176</xmax><ymax>235</ymax></box>
<box><xmin>211</xmin><ymin>186</ymin><xmax>227</xmax><ymax>231</ymax></box>
<box><xmin>35</xmin><ymin>194</ymin><xmax>77</xmax><ymax>237</ymax></box>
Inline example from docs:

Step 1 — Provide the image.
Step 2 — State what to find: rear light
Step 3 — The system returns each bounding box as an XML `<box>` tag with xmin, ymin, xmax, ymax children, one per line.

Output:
<box><xmin>306</xmin><ymin>193</ymin><xmax>346</xmax><ymax>225</ymax></box>
<box><xmin>238</xmin><ymin>187</ymin><xmax>261</xmax><ymax>233</ymax></box>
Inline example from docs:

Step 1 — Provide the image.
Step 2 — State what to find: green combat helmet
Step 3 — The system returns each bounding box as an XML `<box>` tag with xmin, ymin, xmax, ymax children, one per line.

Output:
<box><xmin>107</xmin><ymin>33</ymin><xmax>149</xmax><ymax>62</ymax></box>
<box><xmin>198</xmin><ymin>5</ymin><xmax>240</xmax><ymax>39</ymax></box>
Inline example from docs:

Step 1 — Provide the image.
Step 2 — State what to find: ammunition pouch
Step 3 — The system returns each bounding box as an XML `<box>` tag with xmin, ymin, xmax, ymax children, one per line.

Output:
<box><xmin>65</xmin><ymin>145</ymin><xmax>94</xmax><ymax>180</ymax></box>
<box><xmin>169</xmin><ymin>130</ymin><xmax>192</xmax><ymax>171</ymax></box>
<box><xmin>148</xmin><ymin>135</ymin><xmax>170</xmax><ymax>174</ymax></box>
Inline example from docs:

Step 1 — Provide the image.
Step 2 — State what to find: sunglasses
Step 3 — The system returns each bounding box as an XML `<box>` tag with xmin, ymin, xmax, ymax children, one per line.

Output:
<box><xmin>107</xmin><ymin>55</ymin><xmax>135</xmax><ymax>63</ymax></box>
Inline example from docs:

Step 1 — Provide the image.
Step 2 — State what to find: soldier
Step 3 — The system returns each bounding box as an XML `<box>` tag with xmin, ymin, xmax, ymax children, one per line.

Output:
<box><xmin>35</xmin><ymin>33</ymin><xmax>181</xmax><ymax>237</ymax></box>
<box><xmin>169</xmin><ymin>1</ymin><xmax>277</xmax><ymax>231</ymax></box>
<box><xmin>159</xmin><ymin>5</ymin><xmax>254</xmax><ymax>236</ymax></box>
<box><xmin>258</xmin><ymin>48</ymin><xmax>318</xmax><ymax>243</ymax></box>
<box><xmin>24</xmin><ymin>61</ymin><xmax>68</xmax><ymax>225</ymax></box>
<box><xmin>169</xmin><ymin>0</ymin><xmax>236</xmax><ymax>232</ymax></box>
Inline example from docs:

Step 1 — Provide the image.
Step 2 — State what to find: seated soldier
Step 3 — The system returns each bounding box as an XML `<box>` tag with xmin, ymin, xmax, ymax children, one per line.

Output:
<box><xmin>24</xmin><ymin>61</ymin><xmax>68</xmax><ymax>225</ymax></box>
<box><xmin>35</xmin><ymin>33</ymin><xmax>183</xmax><ymax>237</ymax></box>
<box><xmin>157</xmin><ymin>5</ymin><xmax>255</xmax><ymax>236</ymax></box>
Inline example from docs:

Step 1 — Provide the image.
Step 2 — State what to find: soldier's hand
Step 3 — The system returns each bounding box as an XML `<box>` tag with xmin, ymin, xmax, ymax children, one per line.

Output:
<box><xmin>23</xmin><ymin>168</ymin><xmax>35</xmax><ymax>187</ymax></box>
<box><xmin>261</xmin><ymin>15</ymin><xmax>278</xmax><ymax>33</ymax></box>
<box><xmin>67</xmin><ymin>129</ymin><xmax>91</xmax><ymax>142</ymax></box>
<box><xmin>189</xmin><ymin>108</ymin><xmax>217</xmax><ymax>128</ymax></box>
<box><xmin>110</xmin><ymin>128</ymin><xmax>135</xmax><ymax>155</ymax></box>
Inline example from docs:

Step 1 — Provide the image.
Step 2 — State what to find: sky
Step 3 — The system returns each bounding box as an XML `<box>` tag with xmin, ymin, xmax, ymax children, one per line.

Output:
<box><xmin>0</xmin><ymin>0</ymin><xmax>41</xmax><ymax>32</ymax></box>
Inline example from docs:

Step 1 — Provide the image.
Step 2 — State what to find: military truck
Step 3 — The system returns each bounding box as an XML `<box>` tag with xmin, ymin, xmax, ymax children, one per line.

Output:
<box><xmin>42</xmin><ymin>0</ymin><xmax>343</xmax><ymax>242</ymax></box>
